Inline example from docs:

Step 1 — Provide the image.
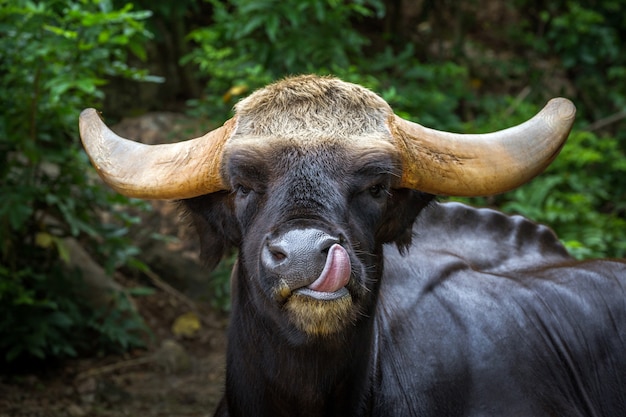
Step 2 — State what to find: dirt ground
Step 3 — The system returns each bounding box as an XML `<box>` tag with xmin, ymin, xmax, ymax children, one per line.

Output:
<box><xmin>0</xmin><ymin>284</ymin><xmax>229</xmax><ymax>417</ymax></box>
<box><xmin>0</xmin><ymin>113</ymin><xmax>230</xmax><ymax>417</ymax></box>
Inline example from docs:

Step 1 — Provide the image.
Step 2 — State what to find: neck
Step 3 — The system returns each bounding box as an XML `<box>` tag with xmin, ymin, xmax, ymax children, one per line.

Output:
<box><xmin>223</xmin><ymin>265</ymin><xmax>379</xmax><ymax>417</ymax></box>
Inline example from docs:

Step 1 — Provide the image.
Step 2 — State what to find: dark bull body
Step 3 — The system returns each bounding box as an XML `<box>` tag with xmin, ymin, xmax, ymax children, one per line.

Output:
<box><xmin>180</xmin><ymin>139</ymin><xmax>626</xmax><ymax>416</ymax></box>
<box><xmin>79</xmin><ymin>75</ymin><xmax>626</xmax><ymax>416</ymax></box>
<box><xmin>183</xmin><ymin>144</ymin><xmax>626</xmax><ymax>416</ymax></box>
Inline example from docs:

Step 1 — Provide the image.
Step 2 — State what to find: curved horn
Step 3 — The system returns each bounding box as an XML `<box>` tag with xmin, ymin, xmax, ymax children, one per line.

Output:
<box><xmin>79</xmin><ymin>109</ymin><xmax>236</xmax><ymax>199</ymax></box>
<box><xmin>389</xmin><ymin>98</ymin><xmax>576</xmax><ymax>196</ymax></box>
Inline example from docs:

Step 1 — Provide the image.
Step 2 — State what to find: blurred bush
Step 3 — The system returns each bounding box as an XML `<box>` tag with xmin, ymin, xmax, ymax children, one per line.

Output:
<box><xmin>181</xmin><ymin>0</ymin><xmax>384</xmax><ymax>118</ymax></box>
<box><xmin>0</xmin><ymin>0</ymin><xmax>161</xmax><ymax>364</ymax></box>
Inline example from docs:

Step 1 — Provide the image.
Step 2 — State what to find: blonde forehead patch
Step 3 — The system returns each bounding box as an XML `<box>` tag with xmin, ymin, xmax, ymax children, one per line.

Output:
<box><xmin>224</xmin><ymin>75</ymin><xmax>400</xmax><ymax>161</ymax></box>
<box><xmin>225</xmin><ymin>130</ymin><xmax>398</xmax><ymax>154</ymax></box>
<box><xmin>232</xmin><ymin>114</ymin><xmax>392</xmax><ymax>141</ymax></box>
<box><xmin>232</xmin><ymin>75</ymin><xmax>395</xmax><ymax>140</ymax></box>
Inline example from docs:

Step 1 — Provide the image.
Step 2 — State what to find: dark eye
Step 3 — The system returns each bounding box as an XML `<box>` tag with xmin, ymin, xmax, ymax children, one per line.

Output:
<box><xmin>236</xmin><ymin>184</ymin><xmax>252</xmax><ymax>195</ymax></box>
<box><xmin>369</xmin><ymin>184</ymin><xmax>386</xmax><ymax>198</ymax></box>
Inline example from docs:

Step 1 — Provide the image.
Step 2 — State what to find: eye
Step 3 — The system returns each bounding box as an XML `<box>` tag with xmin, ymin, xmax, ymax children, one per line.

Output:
<box><xmin>369</xmin><ymin>184</ymin><xmax>387</xmax><ymax>198</ymax></box>
<box><xmin>236</xmin><ymin>184</ymin><xmax>252</xmax><ymax>196</ymax></box>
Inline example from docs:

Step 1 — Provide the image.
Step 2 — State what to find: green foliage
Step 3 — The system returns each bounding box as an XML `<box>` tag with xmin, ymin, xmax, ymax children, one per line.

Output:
<box><xmin>441</xmin><ymin>0</ymin><xmax>626</xmax><ymax>258</ymax></box>
<box><xmin>0</xmin><ymin>265</ymin><xmax>149</xmax><ymax>361</ymax></box>
<box><xmin>512</xmin><ymin>0</ymin><xmax>626</xmax><ymax>134</ymax></box>
<box><xmin>207</xmin><ymin>253</ymin><xmax>237</xmax><ymax>312</ymax></box>
<box><xmin>182</xmin><ymin>0</ymin><xmax>384</xmax><ymax>119</ymax></box>
<box><xmin>338</xmin><ymin>46</ymin><xmax>470</xmax><ymax>131</ymax></box>
<box><xmin>499</xmin><ymin>129</ymin><xmax>626</xmax><ymax>259</ymax></box>
<box><xmin>0</xmin><ymin>0</ymin><xmax>159</xmax><ymax>363</ymax></box>
<box><xmin>450</xmin><ymin>100</ymin><xmax>626</xmax><ymax>259</ymax></box>
<box><xmin>212</xmin><ymin>0</ymin><xmax>383</xmax><ymax>72</ymax></box>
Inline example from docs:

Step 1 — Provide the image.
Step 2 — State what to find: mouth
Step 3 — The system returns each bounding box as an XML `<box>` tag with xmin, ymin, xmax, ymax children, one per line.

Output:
<box><xmin>294</xmin><ymin>286</ymin><xmax>350</xmax><ymax>300</ymax></box>
<box><xmin>280</xmin><ymin>243</ymin><xmax>353</xmax><ymax>301</ymax></box>
<box><xmin>276</xmin><ymin>243</ymin><xmax>356</xmax><ymax>336</ymax></box>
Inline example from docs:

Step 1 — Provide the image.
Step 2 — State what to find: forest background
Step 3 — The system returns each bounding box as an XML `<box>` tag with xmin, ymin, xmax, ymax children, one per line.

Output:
<box><xmin>1</xmin><ymin>0</ymin><xmax>625</xmax><ymax>377</ymax></box>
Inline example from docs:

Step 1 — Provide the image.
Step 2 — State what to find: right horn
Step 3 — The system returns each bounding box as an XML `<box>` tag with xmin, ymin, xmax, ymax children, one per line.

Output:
<box><xmin>389</xmin><ymin>98</ymin><xmax>576</xmax><ymax>196</ymax></box>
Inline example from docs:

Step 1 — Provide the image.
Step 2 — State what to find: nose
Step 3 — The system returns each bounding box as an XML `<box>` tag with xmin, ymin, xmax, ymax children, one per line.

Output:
<box><xmin>262</xmin><ymin>228</ymin><xmax>342</xmax><ymax>287</ymax></box>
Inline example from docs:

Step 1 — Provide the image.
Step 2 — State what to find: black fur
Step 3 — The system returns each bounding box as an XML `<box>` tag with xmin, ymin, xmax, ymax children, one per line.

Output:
<box><xmin>181</xmin><ymin>192</ymin><xmax>240</xmax><ymax>271</ymax></box>
<box><xmin>180</xmin><ymin>147</ymin><xmax>626</xmax><ymax>417</ymax></box>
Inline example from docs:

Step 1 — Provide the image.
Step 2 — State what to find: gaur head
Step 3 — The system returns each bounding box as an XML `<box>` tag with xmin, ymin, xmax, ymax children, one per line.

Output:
<box><xmin>79</xmin><ymin>75</ymin><xmax>575</xmax><ymax>339</ymax></box>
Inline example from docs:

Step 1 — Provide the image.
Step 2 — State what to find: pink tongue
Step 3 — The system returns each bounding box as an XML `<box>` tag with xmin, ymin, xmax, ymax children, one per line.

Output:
<box><xmin>307</xmin><ymin>244</ymin><xmax>351</xmax><ymax>293</ymax></box>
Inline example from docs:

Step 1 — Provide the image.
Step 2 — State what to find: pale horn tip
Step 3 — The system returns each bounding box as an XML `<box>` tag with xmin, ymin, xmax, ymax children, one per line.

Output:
<box><xmin>545</xmin><ymin>97</ymin><xmax>576</xmax><ymax>122</ymax></box>
<box><xmin>78</xmin><ymin>108</ymin><xmax>104</xmax><ymax>137</ymax></box>
<box><xmin>79</xmin><ymin>108</ymin><xmax>100</xmax><ymax>121</ymax></box>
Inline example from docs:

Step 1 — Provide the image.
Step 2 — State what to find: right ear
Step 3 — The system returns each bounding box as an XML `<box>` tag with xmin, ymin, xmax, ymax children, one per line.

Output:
<box><xmin>180</xmin><ymin>191</ymin><xmax>241</xmax><ymax>271</ymax></box>
<box><xmin>376</xmin><ymin>189</ymin><xmax>435</xmax><ymax>254</ymax></box>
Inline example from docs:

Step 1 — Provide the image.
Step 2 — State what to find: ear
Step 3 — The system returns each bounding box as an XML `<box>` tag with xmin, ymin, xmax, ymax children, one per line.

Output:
<box><xmin>180</xmin><ymin>191</ymin><xmax>241</xmax><ymax>271</ymax></box>
<box><xmin>376</xmin><ymin>189</ymin><xmax>435</xmax><ymax>253</ymax></box>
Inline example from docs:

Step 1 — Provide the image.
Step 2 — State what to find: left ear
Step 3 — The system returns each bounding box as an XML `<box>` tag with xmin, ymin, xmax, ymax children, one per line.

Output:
<box><xmin>376</xmin><ymin>189</ymin><xmax>435</xmax><ymax>253</ymax></box>
<box><xmin>179</xmin><ymin>191</ymin><xmax>241</xmax><ymax>271</ymax></box>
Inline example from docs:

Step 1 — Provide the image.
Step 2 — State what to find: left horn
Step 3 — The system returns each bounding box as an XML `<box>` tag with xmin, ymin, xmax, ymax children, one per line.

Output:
<box><xmin>389</xmin><ymin>98</ymin><xmax>576</xmax><ymax>196</ymax></box>
<box><xmin>79</xmin><ymin>109</ymin><xmax>236</xmax><ymax>199</ymax></box>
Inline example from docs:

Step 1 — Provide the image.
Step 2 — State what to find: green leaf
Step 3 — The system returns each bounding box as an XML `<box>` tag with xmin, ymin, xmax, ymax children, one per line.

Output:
<box><xmin>35</xmin><ymin>232</ymin><xmax>54</xmax><ymax>249</ymax></box>
<box><xmin>6</xmin><ymin>345</ymin><xmax>23</xmax><ymax>362</ymax></box>
<box><xmin>52</xmin><ymin>237</ymin><xmax>71</xmax><ymax>264</ymax></box>
<box><xmin>127</xmin><ymin>286</ymin><xmax>156</xmax><ymax>296</ymax></box>
<box><xmin>43</xmin><ymin>25</ymin><xmax>77</xmax><ymax>39</ymax></box>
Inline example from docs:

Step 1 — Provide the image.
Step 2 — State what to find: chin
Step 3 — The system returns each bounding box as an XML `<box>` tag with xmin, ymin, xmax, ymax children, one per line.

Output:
<box><xmin>283</xmin><ymin>290</ymin><xmax>356</xmax><ymax>337</ymax></box>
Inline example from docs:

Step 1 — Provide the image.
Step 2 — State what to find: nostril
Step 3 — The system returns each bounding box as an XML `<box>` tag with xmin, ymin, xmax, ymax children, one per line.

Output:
<box><xmin>269</xmin><ymin>246</ymin><xmax>287</xmax><ymax>262</ymax></box>
<box><xmin>262</xmin><ymin>240</ymin><xmax>289</xmax><ymax>272</ymax></box>
<box><xmin>265</xmin><ymin>237</ymin><xmax>289</xmax><ymax>264</ymax></box>
<box><xmin>319</xmin><ymin>235</ymin><xmax>341</xmax><ymax>255</ymax></box>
